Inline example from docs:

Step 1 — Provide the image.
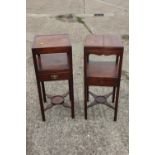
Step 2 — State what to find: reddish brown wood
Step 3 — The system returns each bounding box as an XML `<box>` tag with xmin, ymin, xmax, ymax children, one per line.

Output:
<box><xmin>88</xmin><ymin>91</ymin><xmax>114</xmax><ymax>109</ymax></box>
<box><xmin>32</xmin><ymin>34</ymin><xmax>74</xmax><ymax>121</ymax></box>
<box><xmin>41</xmin><ymin>81</ymin><xmax>46</xmax><ymax>102</ymax></box>
<box><xmin>32</xmin><ymin>34</ymin><xmax>71</xmax><ymax>54</ymax></box>
<box><xmin>84</xmin><ymin>35</ymin><xmax>124</xmax><ymax>121</ymax></box>
<box><xmin>36</xmin><ymin>53</ymin><xmax>69</xmax><ymax>72</ymax></box>
<box><xmin>32</xmin><ymin>34</ymin><xmax>71</xmax><ymax>49</ymax></box>
<box><xmin>112</xmin><ymin>86</ymin><xmax>116</xmax><ymax>103</ymax></box>
<box><xmin>44</xmin><ymin>92</ymin><xmax>71</xmax><ymax>110</ymax></box>
<box><xmin>50</xmin><ymin>96</ymin><xmax>64</xmax><ymax>105</ymax></box>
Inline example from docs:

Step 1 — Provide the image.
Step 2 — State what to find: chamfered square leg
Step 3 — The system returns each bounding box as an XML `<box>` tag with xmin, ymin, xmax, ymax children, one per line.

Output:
<box><xmin>84</xmin><ymin>79</ymin><xmax>88</xmax><ymax>120</ymax></box>
<box><xmin>86</xmin><ymin>85</ymin><xmax>89</xmax><ymax>102</ymax></box>
<box><xmin>69</xmin><ymin>78</ymin><xmax>75</xmax><ymax>118</ymax></box>
<box><xmin>68</xmin><ymin>80</ymin><xmax>72</xmax><ymax>101</ymax></box>
<box><xmin>36</xmin><ymin>80</ymin><xmax>45</xmax><ymax>121</ymax></box>
<box><xmin>112</xmin><ymin>86</ymin><xmax>116</xmax><ymax>103</ymax></box>
<box><xmin>41</xmin><ymin>81</ymin><xmax>46</xmax><ymax>103</ymax></box>
<box><xmin>114</xmin><ymin>85</ymin><xmax>120</xmax><ymax>121</ymax></box>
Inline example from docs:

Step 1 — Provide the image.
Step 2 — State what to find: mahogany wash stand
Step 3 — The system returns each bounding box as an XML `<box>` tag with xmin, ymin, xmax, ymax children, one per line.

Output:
<box><xmin>84</xmin><ymin>35</ymin><xmax>124</xmax><ymax>121</ymax></box>
<box><xmin>32</xmin><ymin>34</ymin><xmax>74</xmax><ymax>121</ymax></box>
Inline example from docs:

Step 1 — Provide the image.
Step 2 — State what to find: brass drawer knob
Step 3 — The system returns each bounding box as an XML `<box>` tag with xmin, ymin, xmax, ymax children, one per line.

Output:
<box><xmin>51</xmin><ymin>75</ymin><xmax>58</xmax><ymax>79</ymax></box>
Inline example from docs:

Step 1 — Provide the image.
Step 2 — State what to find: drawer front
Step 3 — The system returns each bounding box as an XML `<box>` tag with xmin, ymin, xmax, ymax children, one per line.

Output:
<box><xmin>37</xmin><ymin>72</ymin><xmax>70</xmax><ymax>81</ymax></box>
<box><xmin>87</xmin><ymin>78</ymin><xmax>118</xmax><ymax>86</ymax></box>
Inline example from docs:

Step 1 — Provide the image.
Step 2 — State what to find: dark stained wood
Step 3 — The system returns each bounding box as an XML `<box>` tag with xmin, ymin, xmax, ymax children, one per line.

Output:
<box><xmin>37</xmin><ymin>72</ymin><xmax>71</xmax><ymax>81</ymax></box>
<box><xmin>85</xmin><ymin>35</ymin><xmax>123</xmax><ymax>49</ymax></box>
<box><xmin>51</xmin><ymin>96</ymin><xmax>64</xmax><ymax>105</ymax></box>
<box><xmin>32</xmin><ymin>34</ymin><xmax>74</xmax><ymax>121</ymax></box>
<box><xmin>87</xmin><ymin>61</ymin><xmax>119</xmax><ymax>86</ymax></box>
<box><xmin>112</xmin><ymin>86</ymin><xmax>116</xmax><ymax>103</ymax></box>
<box><xmin>36</xmin><ymin>80</ymin><xmax>45</xmax><ymax>121</ymax></box>
<box><xmin>87</xmin><ymin>61</ymin><xmax>119</xmax><ymax>78</ymax></box>
<box><xmin>85</xmin><ymin>35</ymin><xmax>123</xmax><ymax>55</ymax></box>
<box><xmin>84</xmin><ymin>35</ymin><xmax>124</xmax><ymax>121</ymax></box>
<box><xmin>36</xmin><ymin>53</ymin><xmax>69</xmax><ymax>72</ymax></box>
<box><xmin>41</xmin><ymin>81</ymin><xmax>46</xmax><ymax>102</ymax></box>
<box><xmin>32</xmin><ymin>34</ymin><xmax>71</xmax><ymax>54</ymax></box>
<box><xmin>32</xmin><ymin>34</ymin><xmax>71</xmax><ymax>49</ymax></box>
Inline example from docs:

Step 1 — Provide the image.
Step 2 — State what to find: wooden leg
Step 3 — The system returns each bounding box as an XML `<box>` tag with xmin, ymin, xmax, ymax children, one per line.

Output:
<box><xmin>68</xmin><ymin>80</ymin><xmax>72</xmax><ymax>101</ymax></box>
<box><xmin>41</xmin><ymin>81</ymin><xmax>46</xmax><ymax>102</ymax></box>
<box><xmin>114</xmin><ymin>85</ymin><xmax>120</xmax><ymax>121</ymax></box>
<box><xmin>36</xmin><ymin>80</ymin><xmax>45</xmax><ymax>121</ymax></box>
<box><xmin>69</xmin><ymin>78</ymin><xmax>75</xmax><ymax>118</ymax></box>
<box><xmin>87</xmin><ymin>85</ymin><xmax>89</xmax><ymax>101</ymax></box>
<box><xmin>84</xmin><ymin>79</ymin><xmax>87</xmax><ymax>120</ymax></box>
<box><xmin>112</xmin><ymin>87</ymin><xmax>116</xmax><ymax>103</ymax></box>
<box><xmin>84</xmin><ymin>52</ymin><xmax>88</xmax><ymax>119</ymax></box>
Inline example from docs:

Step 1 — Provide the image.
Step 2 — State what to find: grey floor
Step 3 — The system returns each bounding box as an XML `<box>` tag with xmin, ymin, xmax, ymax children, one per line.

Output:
<box><xmin>27</xmin><ymin>0</ymin><xmax>129</xmax><ymax>154</ymax></box>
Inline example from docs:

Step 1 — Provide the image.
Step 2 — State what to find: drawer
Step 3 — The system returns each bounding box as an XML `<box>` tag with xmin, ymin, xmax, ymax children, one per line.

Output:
<box><xmin>87</xmin><ymin>77</ymin><xmax>118</xmax><ymax>87</ymax></box>
<box><xmin>37</xmin><ymin>72</ymin><xmax>71</xmax><ymax>81</ymax></box>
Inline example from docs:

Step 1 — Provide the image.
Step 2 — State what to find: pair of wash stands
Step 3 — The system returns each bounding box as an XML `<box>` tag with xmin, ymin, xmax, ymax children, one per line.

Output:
<box><xmin>32</xmin><ymin>34</ymin><xmax>124</xmax><ymax>122</ymax></box>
